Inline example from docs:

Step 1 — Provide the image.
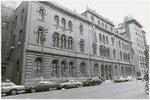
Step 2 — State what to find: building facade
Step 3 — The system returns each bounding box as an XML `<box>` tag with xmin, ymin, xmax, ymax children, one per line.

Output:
<box><xmin>3</xmin><ymin>1</ymin><xmax>140</xmax><ymax>85</ymax></box>
<box><xmin>1</xmin><ymin>1</ymin><xmax>16</xmax><ymax>81</ymax></box>
<box><xmin>115</xmin><ymin>14</ymin><xmax>148</xmax><ymax>76</ymax></box>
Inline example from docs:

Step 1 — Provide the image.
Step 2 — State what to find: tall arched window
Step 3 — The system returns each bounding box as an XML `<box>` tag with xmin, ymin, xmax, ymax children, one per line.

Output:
<box><xmin>61</xmin><ymin>35</ymin><xmax>67</xmax><ymax>49</ymax></box>
<box><xmin>100</xmin><ymin>45</ymin><xmax>103</xmax><ymax>56</ymax></box>
<box><xmin>94</xmin><ymin>64</ymin><xmax>98</xmax><ymax>76</ymax></box>
<box><xmin>53</xmin><ymin>33</ymin><xmax>59</xmax><ymax>48</ymax></box>
<box><xmin>103</xmin><ymin>35</ymin><xmax>105</xmax><ymax>42</ymax></box>
<box><xmin>37</xmin><ymin>7</ymin><xmax>46</xmax><ymax>21</ymax></box>
<box><xmin>113</xmin><ymin>49</ymin><xmax>116</xmax><ymax>58</ymax></box>
<box><xmin>61</xmin><ymin>61</ymin><xmax>66</xmax><ymax>76</ymax></box>
<box><xmin>69</xmin><ymin>62</ymin><xmax>73</xmax><ymax>77</ymax></box>
<box><xmin>68</xmin><ymin>21</ymin><xmax>72</xmax><ymax>31</ymax></box>
<box><xmin>124</xmin><ymin>52</ymin><xmax>125</xmax><ymax>60</ymax></box>
<box><xmin>122</xmin><ymin>43</ymin><xmax>124</xmax><ymax>49</ymax></box>
<box><xmin>93</xmin><ymin>43</ymin><xmax>97</xmax><ymax>55</ymax></box>
<box><xmin>119</xmin><ymin>41</ymin><xmax>121</xmax><ymax>48</ymax></box>
<box><xmin>61</xmin><ymin>18</ymin><xmax>66</xmax><ymax>30</ymax></box>
<box><xmin>107</xmin><ymin>47</ymin><xmax>110</xmax><ymax>57</ymax></box>
<box><xmin>111</xmin><ymin>38</ymin><xmax>115</xmax><ymax>46</ymax></box>
<box><xmin>36</xmin><ymin>28</ymin><xmax>44</xmax><ymax>44</ymax></box>
<box><xmin>34</xmin><ymin>58</ymin><xmax>42</xmax><ymax>75</ymax></box>
<box><xmin>99</xmin><ymin>33</ymin><xmax>102</xmax><ymax>41</ymax></box>
<box><xmin>54</xmin><ymin>15</ymin><xmax>59</xmax><ymax>26</ymax></box>
<box><xmin>104</xmin><ymin>46</ymin><xmax>106</xmax><ymax>56</ymax></box>
<box><xmin>68</xmin><ymin>37</ymin><xmax>73</xmax><ymax>50</ymax></box>
<box><xmin>80</xmin><ymin>39</ymin><xmax>84</xmax><ymax>52</ymax></box>
<box><xmin>106</xmin><ymin>36</ymin><xmax>108</xmax><ymax>43</ymax></box>
<box><xmin>80</xmin><ymin>62</ymin><xmax>85</xmax><ymax>76</ymax></box>
<box><xmin>98</xmin><ymin>20</ymin><xmax>100</xmax><ymax>26</ymax></box>
<box><xmin>120</xmin><ymin>51</ymin><xmax>122</xmax><ymax>60</ymax></box>
<box><xmin>51</xmin><ymin>60</ymin><xmax>59</xmax><ymax>77</ymax></box>
<box><xmin>79</xmin><ymin>24</ymin><xmax>84</xmax><ymax>34</ymax></box>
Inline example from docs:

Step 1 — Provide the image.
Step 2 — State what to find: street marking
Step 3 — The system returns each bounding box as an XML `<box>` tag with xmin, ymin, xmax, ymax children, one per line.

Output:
<box><xmin>113</xmin><ymin>87</ymin><xmax>133</xmax><ymax>93</ymax></box>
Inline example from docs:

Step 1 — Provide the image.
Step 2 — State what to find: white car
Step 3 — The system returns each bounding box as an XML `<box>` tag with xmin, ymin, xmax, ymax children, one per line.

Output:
<box><xmin>127</xmin><ymin>76</ymin><xmax>133</xmax><ymax>81</ymax></box>
<box><xmin>1</xmin><ymin>82</ymin><xmax>25</xmax><ymax>95</ymax></box>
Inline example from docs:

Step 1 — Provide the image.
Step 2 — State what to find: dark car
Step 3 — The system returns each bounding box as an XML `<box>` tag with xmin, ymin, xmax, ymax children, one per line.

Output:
<box><xmin>25</xmin><ymin>81</ymin><xmax>55</xmax><ymax>93</ymax></box>
<box><xmin>83</xmin><ymin>78</ymin><xmax>102</xmax><ymax>86</ymax></box>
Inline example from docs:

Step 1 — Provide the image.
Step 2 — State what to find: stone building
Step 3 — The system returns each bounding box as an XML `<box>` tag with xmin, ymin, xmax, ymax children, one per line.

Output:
<box><xmin>115</xmin><ymin>14</ymin><xmax>148</xmax><ymax>76</ymax></box>
<box><xmin>3</xmin><ymin>1</ymin><xmax>139</xmax><ymax>85</ymax></box>
<box><xmin>1</xmin><ymin>1</ymin><xmax>16</xmax><ymax>81</ymax></box>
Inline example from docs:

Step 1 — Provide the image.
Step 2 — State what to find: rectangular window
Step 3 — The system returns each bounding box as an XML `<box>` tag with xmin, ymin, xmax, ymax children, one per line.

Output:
<box><xmin>21</xmin><ymin>9</ymin><xmax>25</xmax><ymax>20</ymax></box>
<box><xmin>14</xmin><ymin>16</ymin><xmax>17</xmax><ymax>27</ymax></box>
<box><xmin>19</xmin><ymin>30</ymin><xmax>23</xmax><ymax>41</ymax></box>
<box><xmin>12</xmin><ymin>35</ymin><xmax>16</xmax><ymax>46</ymax></box>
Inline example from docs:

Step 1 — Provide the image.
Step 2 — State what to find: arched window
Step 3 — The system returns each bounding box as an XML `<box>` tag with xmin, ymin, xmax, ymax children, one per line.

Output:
<box><xmin>68</xmin><ymin>21</ymin><xmax>72</xmax><ymax>31</ymax></box>
<box><xmin>79</xmin><ymin>24</ymin><xmax>83</xmax><ymax>34</ymax></box>
<box><xmin>122</xmin><ymin>43</ymin><xmax>124</xmax><ymax>49</ymax></box>
<box><xmin>101</xmin><ymin>22</ymin><xmax>104</xmax><ymax>27</ymax></box>
<box><xmin>61</xmin><ymin>18</ymin><xmax>66</xmax><ymax>30</ymax></box>
<box><xmin>80</xmin><ymin>39</ymin><xmax>84</xmax><ymax>52</ymax></box>
<box><xmin>100</xmin><ymin>45</ymin><xmax>103</xmax><ymax>56</ymax></box>
<box><xmin>111</xmin><ymin>37</ymin><xmax>115</xmax><ymax>46</ymax></box>
<box><xmin>98</xmin><ymin>20</ymin><xmax>100</xmax><ymax>26</ymax></box>
<box><xmin>107</xmin><ymin>47</ymin><xmax>110</xmax><ymax>57</ymax></box>
<box><xmin>106</xmin><ymin>36</ymin><xmax>108</xmax><ymax>43</ymax></box>
<box><xmin>54</xmin><ymin>15</ymin><xmax>59</xmax><ymax>26</ymax></box>
<box><xmin>92</xmin><ymin>43</ymin><xmax>97</xmax><ymax>55</ymax></box>
<box><xmin>120</xmin><ymin>51</ymin><xmax>122</xmax><ymax>60</ymax></box>
<box><xmin>61</xmin><ymin>61</ymin><xmax>66</xmax><ymax>76</ymax></box>
<box><xmin>113</xmin><ymin>49</ymin><xmax>116</xmax><ymax>58</ymax></box>
<box><xmin>80</xmin><ymin>62</ymin><xmax>85</xmax><ymax>76</ymax></box>
<box><xmin>53</xmin><ymin>33</ymin><xmax>59</xmax><ymax>48</ymax></box>
<box><xmin>68</xmin><ymin>37</ymin><xmax>73</xmax><ymax>50</ymax></box>
<box><xmin>99</xmin><ymin>33</ymin><xmax>102</xmax><ymax>41</ymax></box>
<box><xmin>124</xmin><ymin>52</ymin><xmax>125</xmax><ymax>60</ymax></box>
<box><xmin>103</xmin><ymin>35</ymin><xmax>105</xmax><ymax>42</ymax></box>
<box><xmin>105</xmin><ymin>24</ymin><xmax>107</xmax><ymax>29</ymax></box>
<box><xmin>104</xmin><ymin>46</ymin><xmax>106</xmax><ymax>56</ymax></box>
<box><xmin>37</xmin><ymin>7</ymin><xmax>46</xmax><ymax>21</ymax></box>
<box><xmin>61</xmin><ymin>35</ymin><xmax>67</xmax><ymax>49</ymax></box>
<box><xmin>34</xmin><ymin>58</ymin><xmax>42</xmax><ymax>75</ymax></box>
<box><xmin>119</xmin><ymin>41</ymin><xmax>121</xmax><ymax>48</ymax></box>
<box><xmin>94</xmin><ymin>64</ymin><xmax>98</xmax><ymax>76</ymax></box>
<box><xmin>69</xmin><ymin>62</ymin><xmax>73</xmax><ymax>77</ymax></box>
<box><xmin>51</xmin><ymin>60</ymin><xmax>59</xmax><ymax>77</ymax></box>
<box><xmin>36</xmin><ymin>28</ymin><xmax>44</xmax><ymax>44</ymax></box>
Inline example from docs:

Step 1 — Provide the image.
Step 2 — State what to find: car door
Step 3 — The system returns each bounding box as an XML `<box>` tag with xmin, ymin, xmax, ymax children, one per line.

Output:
<box><xmin>2</xmin><ymin>83</ymin><xmax>12</xmax><ymax>93</ymax></box>
<box><xmin>36</xmin><ymin>83</ymin><xmax>45</xmax><ymax>91</ymax></box>
<box><xmin>44</xmin><ymin>82</ymin><xmax>50</xmax><ymax>90</ymax></box>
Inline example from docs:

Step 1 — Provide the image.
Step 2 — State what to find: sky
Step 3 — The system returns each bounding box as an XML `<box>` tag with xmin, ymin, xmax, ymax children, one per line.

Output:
<box><xmin>15</xmin><ymin>0</ymin><xmax>149</xmax><ymax>44</ymax></box>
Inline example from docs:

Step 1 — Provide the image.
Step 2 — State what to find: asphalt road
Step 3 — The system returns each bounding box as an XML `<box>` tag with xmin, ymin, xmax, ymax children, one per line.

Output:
<box><xmin>1</xmin><ymin>80</ymin><xmax>149</xmax><ymax>99</ymax></box>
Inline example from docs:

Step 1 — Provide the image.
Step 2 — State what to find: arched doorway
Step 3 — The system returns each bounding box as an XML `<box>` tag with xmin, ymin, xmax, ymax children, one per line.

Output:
<box><xmin>105</xmin><ymin>65</ymin><xmax>109</xmax><ymax>79</ymax></box>
<box><xmin>115</xmin><ymin>65</ymin><xmax>118</xmax><ymax>76</ymax></box>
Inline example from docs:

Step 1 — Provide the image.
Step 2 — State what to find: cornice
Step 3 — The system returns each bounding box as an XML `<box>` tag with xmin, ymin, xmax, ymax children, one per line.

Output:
<box><xmin>125</xmin><ymin>18</ymin><xmax>143</xmax><ymax>28</ymax></box>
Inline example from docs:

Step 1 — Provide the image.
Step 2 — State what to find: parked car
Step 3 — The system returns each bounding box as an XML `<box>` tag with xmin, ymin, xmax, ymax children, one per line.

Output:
<box><xmin>25</xmin><ymin>81</ymin><xmax>55</xmax><ymax>93</ymax></box>
<box><xmin>83</xmin><ymin>78</ymin><xmax>103</xmax><ymax>86</ymax></box>
<box><xmin>124</xmin><ymin>76</ymin><xmax>129</xmax><ymax>81</ymax></box>
<box><xmin>1</xmin><ymin>81</ymin><xmax>25</xmax><ymax>95</ymax></box>
<box><xmin>114</xmin><ymin>76</ymin><xmax>126</xmax><ymax>83</ymax></box>
<box><xmin>55</xmin><ymin>80</ymin><xmax>83</xmax><ymax>89</ymax></box>
<box><xmin>137</xmin><ymin>76</ymin><xmax>143</xmax><ymax>80</ymax></box>
<box><xmin>126</xmin><ymin>76</ymin><xmax>133</xmax><ymax>81</ymax></box>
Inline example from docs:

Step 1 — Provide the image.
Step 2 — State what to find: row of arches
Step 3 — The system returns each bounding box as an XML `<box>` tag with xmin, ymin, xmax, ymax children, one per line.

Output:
<box><xmin>33</xmin><ymin>57</ymin><xmax>135</xmax><ymax>79</ymax></box>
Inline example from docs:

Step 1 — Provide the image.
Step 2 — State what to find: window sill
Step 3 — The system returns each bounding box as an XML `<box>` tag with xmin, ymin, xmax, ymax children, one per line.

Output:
<box><xmin>37</xmin><ymin>19</ymin><xmax>45</xmax><ymax>22</ymax></box>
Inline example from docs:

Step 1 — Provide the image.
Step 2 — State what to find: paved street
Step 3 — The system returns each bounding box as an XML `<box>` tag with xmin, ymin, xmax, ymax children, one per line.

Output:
<box><xmin>2</xmin><ymin>80</ymin><xmax>149</xmax><ymax>99</ymax></box>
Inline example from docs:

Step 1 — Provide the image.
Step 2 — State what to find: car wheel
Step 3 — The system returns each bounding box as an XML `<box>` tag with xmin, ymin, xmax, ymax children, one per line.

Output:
<box><xmin>76</xmin><ymin>84</ymin><xmax>80</xmax><ymax>88</ymax></box>
<box><xmin>30</xmin><ymin>88</ymin><xmax>36</xmax><ymax>93</ymax></box>
<box><xmin>62</xmin><ymin>85</ymin><xmax>67</xmax><ymax>90</ymax></box>
<box><xmin>48</xmin><ymin>87</ymin><xmax>53</xmax><ymax>91</ymax></box>
<box><xmin>10</xmin><ymin>90</ymin><xmax>17</xmax><ymax>95</ymax></box>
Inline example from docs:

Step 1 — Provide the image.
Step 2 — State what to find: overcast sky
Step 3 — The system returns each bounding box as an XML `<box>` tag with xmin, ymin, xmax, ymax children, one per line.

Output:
<box><xmin>15</xmin><ymin>0</ymin><xmax>149</xmax><ymax>44</ymax></box>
